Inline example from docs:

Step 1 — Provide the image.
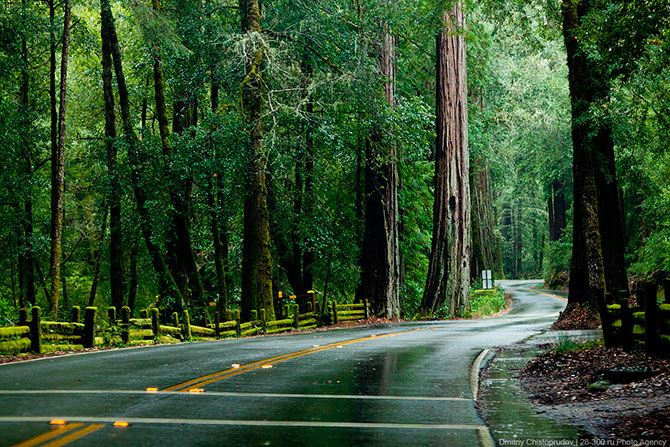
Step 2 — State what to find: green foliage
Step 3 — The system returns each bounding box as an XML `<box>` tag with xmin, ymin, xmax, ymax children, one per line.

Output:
<box><xmin>470</xmin><ymin>288</ymin><xmax>506</xmax><ymax>318</ymax></box>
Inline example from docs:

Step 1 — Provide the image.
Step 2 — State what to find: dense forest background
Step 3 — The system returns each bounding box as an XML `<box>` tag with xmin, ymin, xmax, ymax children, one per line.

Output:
<box><xmin>0</xmin><ymin>0</ymin><xmax>668</xmax><ymax>323</ymax></box>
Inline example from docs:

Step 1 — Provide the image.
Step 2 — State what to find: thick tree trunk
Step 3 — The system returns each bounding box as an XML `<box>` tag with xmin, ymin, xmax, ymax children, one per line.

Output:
<box><xmin>355</xmin><ymin>24</ymin><xmax>400</xmax><ymax>318</ymax></box>
<box><xmin>101</xmin><ymin>3</ymin><xmax>125</xmax><ymax>310</ymax></box>
<box><xmin>421</xmin><ymin>4</ymin><xmax>471</xmax><ymax>316</ymax></box>
<box><xmin>101</xmin><ymin>0</ymin><xmax>183</xmax><ymax>312</ymax></box>
<box><xmin>563</xmin><ymin>0</ymin><xmax>606</xmax><ymax>310</ymax></box>
<box><xmin>49</xmin><ymin>0</ymin><xmax>71</xmax><ymax>318</ymax></box>
<box><xmin>88</xmin><ymin>207</ymin><xmax>108</xmax><ymax>307</ymax></box>
<box><xmin>240</xmin><ymin>0</ymin><xmax>275</xmax><ymax>321</ymax></box>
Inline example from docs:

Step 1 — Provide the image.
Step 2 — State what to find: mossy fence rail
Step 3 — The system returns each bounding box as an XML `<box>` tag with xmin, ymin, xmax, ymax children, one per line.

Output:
<box><xmin>602</xmin><ymin>280</ymin><xmax>670</xmax><ymax>354</ymax></box>
<box><xmin>1</xmin><ymin>300</ymin><xmax>369</xmax><ymax>356</ymax></box>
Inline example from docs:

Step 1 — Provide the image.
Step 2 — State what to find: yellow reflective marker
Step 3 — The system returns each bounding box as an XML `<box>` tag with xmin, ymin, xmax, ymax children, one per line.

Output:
<box><xmin>231</xmin><ymin>364</ymin><xmax>240</xmax><ymax>368</ymax></box>
<box><xmin>145</xmin><ymin>387</ymin><xmax>158</xmax><ymax>393</ymax></box>
<box><xmin>336</xmin><ymin>346</ymin><xmax>343</xmax><ymax>349</ymax></box>
<box><xmin>113</xmin><ymin>421</ymin><xmax>130</xmax><ymax>427</ymax></box>
<box><xmin>307</xmin><ymin>290</ymin><xmax>315</xmax><ymax>294</ymax></box>
<box><xmin>278</xmin><ymin>291</ymin><xmax>283</xmax><ymax>298</ymax></box>
<box><xmin>49</xmin><ymin>420</ymin><xmax>67</xmax><ymax>426</ymax></box>
<box><xmin>261</xmin><ymin>364</ymin><xmax>273</xmax><ymax>369</ymax></box>
<box><xmin>209</xmin><ymin>302</ymin><xmax>217</xmax><ymax>307</ymax></box>
<box><xmin>290</xmin><ymin>295</ymin><xmax>297</xmax><ymax>299</ymax></box>
<box><xmin>189</xmin><ymin>388</ymin><xmax>204</xmax><ymax>393</ymax></box>
<box><xmin>312</xmin><ymin>345</ymin><xmax>320</xmax><ymax>348</ymax></box>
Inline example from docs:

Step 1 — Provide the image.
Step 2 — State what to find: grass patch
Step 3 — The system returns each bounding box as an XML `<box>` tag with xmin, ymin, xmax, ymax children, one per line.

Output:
<box><xmin>553</xmin><ymin>336</ymin><xmax>604</xmax><ymax>354</ymax></box>
<box><xmin>470</xmin><ymin>288</ymin><xmax>506</xmax><ymax>318</ymax></box>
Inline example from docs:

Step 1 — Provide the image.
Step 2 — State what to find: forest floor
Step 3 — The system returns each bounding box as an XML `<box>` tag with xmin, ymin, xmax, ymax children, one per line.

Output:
<box><xmin>520</xmin><ymin>342</ymin><xmax>670</xmax><ymax>441</ymax></box>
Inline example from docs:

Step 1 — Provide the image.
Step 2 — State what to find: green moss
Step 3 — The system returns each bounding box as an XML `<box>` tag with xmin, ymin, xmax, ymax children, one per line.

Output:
<box><xmin>159</xmin><ymin>325</ymin><xmax>182</xmax><ymax>338</ymax></box>
<box><xmin>607</xmin><ymin>304</ymin><xmax>621</xmax><ymax>311</ymax></box>
<box><xmin>266</xmin><ymin>318</ymin><xmax>293</xmax><ymax>327</ymax></box>
<box><xmin>0</xmin><ymin>326</ymin><xmax>30</xmax><ymax>340</ymax></box>
<box><xmin>632</xmin><ymin>312</ymin><xmax>646</xmax><ymax>322</ymax></box>
<box><xmin>0</xmin><ymin>337</ymin><xmax>31</xmax><ymax>355</ymax></box>
<box><xmin>659</xmin><ymin>304</ymin><xmax>670</xmax><ymax>312</ymax></box>
<box><xmin>190</xmin><ymin>325</ymin><xmax>215</xmax><ymax>337</ymax></box>
<box><xmin>129</xmin><ymin>318</ymin><xmax>152</xmax><ymax>328</ymax></box>
<box><xmin>41</xmin><ymin>322</ymin><xmax>84</xmax><ymax>335</ymax></box>
<box><xmin>240</xmin><ymin>327</ymin><xmax>260</xmax><ymax>337</ymax></box>
<box><xmin>611</xmin><ymin>319</ymin><xmax>622</xmax><ymax>328</ymax></box>
<box><xmin>42</xmin><ymin>333</ymin><xmax>84</xmax><ymax>342</ymax></box>
<box><xmin>633</xmin><ymin>324</ymin><xmax>645</xmax><ymax>335</ymax></box>
<box><xmin>130</xmin><ymin>329</ymin><xmax>154</xmax><ymax>340</ymax></box>
<box><xmin>41</xmin><ymin>344</ymin><xmax>84</xmax><ymax>353</ymax></box>
<box><xmin>266</xmin><ymin>327</ymin><xmax>292</xmax><ymax>335</ymax></box>
<box><xmin>219</xmin><ymin>330</ymin><xmax>237</xmax><ymax>338</ymax></box>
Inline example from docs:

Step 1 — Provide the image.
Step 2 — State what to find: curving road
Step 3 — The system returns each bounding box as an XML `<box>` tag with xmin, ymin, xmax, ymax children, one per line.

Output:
<box><xmin>0</xmin><ymin>280</ymin><xmax>566</xmax><ymax>446</ymax></box>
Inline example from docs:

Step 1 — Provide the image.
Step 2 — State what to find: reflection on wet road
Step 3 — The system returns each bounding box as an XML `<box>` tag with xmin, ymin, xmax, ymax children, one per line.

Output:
<box><xmin>0</xmin><ymin>280</ymin><xmax>564</xmax><ymax>446</ymax></box>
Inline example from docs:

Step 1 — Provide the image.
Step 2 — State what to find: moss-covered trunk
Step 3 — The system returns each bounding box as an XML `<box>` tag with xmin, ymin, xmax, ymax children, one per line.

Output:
<box><xmin>48</xmin><ymin>0</ymin><xmax>71</xmax><ymax>319</ymax></box>
<box><xmin>240</xmin><ymin>0</ymin><xmax>274</xmax><ymax>321</ymax></box>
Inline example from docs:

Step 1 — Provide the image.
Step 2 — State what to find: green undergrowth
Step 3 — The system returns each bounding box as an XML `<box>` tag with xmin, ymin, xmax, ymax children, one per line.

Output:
<box><xmin>470</xmin><ymin>288</ymin><xmax>507</xmax><ymax>318</ymax></box>
<box><xmin>553</xmin><ymin>336</ymin><xmax>604</xmax><ymax>354</ymax></box>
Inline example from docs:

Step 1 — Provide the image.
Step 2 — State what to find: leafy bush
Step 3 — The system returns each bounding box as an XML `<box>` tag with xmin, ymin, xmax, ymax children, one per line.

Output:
<box><xmin>470</xmin><ymin>288</ymin><xmax>506</xmax><ymax>318</ymax></box>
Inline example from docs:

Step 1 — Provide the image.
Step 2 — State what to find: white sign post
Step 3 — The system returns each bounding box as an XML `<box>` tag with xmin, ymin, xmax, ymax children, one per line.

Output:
<box><xmin>481</xmin><ymin>270</ymin><xmax>493</xmax><ymax>289</ymax></box>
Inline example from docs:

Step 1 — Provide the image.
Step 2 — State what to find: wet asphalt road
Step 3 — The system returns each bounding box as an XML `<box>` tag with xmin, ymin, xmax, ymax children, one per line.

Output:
<box><xmin>0</xmin><ymin>280</ymin><xmax>566</xmax><ymax>446</ymax></box>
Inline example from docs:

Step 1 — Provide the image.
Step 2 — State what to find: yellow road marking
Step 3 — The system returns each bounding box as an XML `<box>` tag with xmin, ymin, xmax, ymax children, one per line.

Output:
<box><xmin>166</xmin><ymin>329</ymin><xmax>420</xmax><ymax>392</ymax></box>
<box><xmin>40</xmin><ymin>424</ymin><xmax>104</xmax><ymax>447</ymax></box>
<box><xmin>11</xmin><ymin>423</ymin><xmax>83</xmax><ymax>447</ymax></box>
<box><xmin>530</xmin><ymin>289</ymin><xmax>568</xmax><ymax>302</ymax></box>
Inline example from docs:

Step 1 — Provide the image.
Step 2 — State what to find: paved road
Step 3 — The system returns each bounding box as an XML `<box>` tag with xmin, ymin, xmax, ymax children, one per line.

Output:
<box><xmin>0</xmin><ymin>280</ymin><xmax>566</xmax><ymax>446</ymax></box>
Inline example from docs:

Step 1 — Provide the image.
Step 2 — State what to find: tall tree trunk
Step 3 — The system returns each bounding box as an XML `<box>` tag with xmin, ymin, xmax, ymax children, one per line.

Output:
<box><xmin>471</xmin><ymin>161</ymin><xmax>501</xmax><ymax>280</ymax></box>
<box><xmin>548</xmin><ymin>180</ymin><xmax>567</xmax><ymax>242</ymax></box>
<box><xmin>100</xmin><ymin>0</ymin><xmax>183</xmax><ymax>312</ymax></box>
<box><xmin>563</xmin><ymin>0</ymin><xmax>606</xmax><ymax>310</ymax></box>
<box><xmin>19</xmin><ymin>20</ymin><xmax>36</xmax><ymax>307</ymax></box>
<box><xmin>356</xmin><ymin>24</ymin><xmax>399</xmax><ymax>318</ymax></box>
<box><xmin>49</xmin><ymin>0</ymin><xmax>71</xmax><ymax>318</ymax></box>
<box><xmin>240</xmin><ymin>0</ymin><xmax>274</xmax><ymax>321</ymax></box>
<box><xmin>101</xmin><ymin>3</ymin><xmax>125</xmax><ymax>311</ymax></box>
<box><xmin>302</xmin><ymin>93</ymin><xmax>315</xmax><ymax>296</ymax></box>
<box><xmin>420</xmin><ymin>4</ymin><xmax>471</xmax><ymax>316</ymax></box>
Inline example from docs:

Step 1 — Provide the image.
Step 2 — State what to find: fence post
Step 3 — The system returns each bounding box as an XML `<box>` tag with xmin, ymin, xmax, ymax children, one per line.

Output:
<box><xmin>306</xmin><ymin>302</ymin><xmax>313</xmax><ymax>313</ymax></box>
<box><xmin>364</xmin><ymin>300</ymin><xmax>369</xmax><ymax>319</ymax></box>
<box><xmin>19</xmin><ymin>308</ymin><xmax>28</xmax><ymax>326</ymax></box>
<box><xmin>30</xmin><ymin>306</ymin><xmax>42</xmax><ymax>354</ymax></box>
<box><xmin>644</xmin><ymin>282</ymin><xmax>660</xmax><ymax>354</ymax></box>
<box><xmin>121</xmin><ymin>306</ymin><xmax>131</xmax><ymax>344</ymax></box>
<box><xmin>71</xmin><ymin>306</ymin><xmax>80</xmax><ymax>324</ymax></box>
<box><xmin>107</xmin><ymin>306</ymin><xmax>116</xmax><ymax>323</ymax></box>
<box><xmin>260</xmin><ymin>309</ymin><xmax>267</xmax><ymax>333</ymax></box>
<box><xmin>251</xmin><ymin>310</ymin><xmax>258</xmax><ymax>321</ymax></box>
<box><xmin>151</xmin><ymin>308</ymin><xmax>160</xmax><ymax>339</ymax></box>
<box><xmin>182</xmin><ymin>310</ymin><xmax>192</xmax><ymax>340</ymax></box>
<box><xmin>332</xmin><ymin>301</ymin><xmax>338</xmax><ymax>324</ymax></box>
<box><xmin>308</xmin><ymin>290</ymin><xmax>315</xmax><ymax>314</ymax></box>
<box><xmin>215</xmin><ymin>311</ymin><xmax>220</xmax><ymax>339</ymax></box>
<box><xmin>235</xmin><ymin>309</ymin><xmax>241</xmax><ymax>336</ymax></box>
<box><xmin>293</xmin><ymin>304</ymin><xmax>299</xmax><ymax>329</ymax></box>
<box><xmin>172</xmin><ymin>312</ymin><xmax>179</xmax><ymax>327</ymax></box>
<box><xmin>83</xmin><ymin>307</ymin><xmax>97</xmax><ymax>348</ymax></box>
<box><xmin>283</xmin><ymin>304</ymin><xmax>290</xmax><ymax>319</ymax></box>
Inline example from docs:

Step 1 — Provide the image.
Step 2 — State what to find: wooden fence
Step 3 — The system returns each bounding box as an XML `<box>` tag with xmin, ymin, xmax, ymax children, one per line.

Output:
<box><xmin>0</xmin><ymin>298</ymin><xmax>339</xmax><ymax>355</ymax></box>
<box><xmin>603</xmin><ymin>281</ymin><xmax>670</xmax><ymax>354</ymax></box>
<box><xmin>330</xmin><ymin>300</ymin><xmax>369</xmax><ymax>324</ymax></box>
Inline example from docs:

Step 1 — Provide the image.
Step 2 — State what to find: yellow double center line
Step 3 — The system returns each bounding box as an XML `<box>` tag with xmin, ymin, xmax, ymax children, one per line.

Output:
<box><xmin>165</xmin><ymin>329</ymin><xmax>422</xmax><ymax>392</ymax></box>
<box><xmin>12</xmin><ymin>423</ymin><xmax>104</xmax><ymax>447</ymax></box>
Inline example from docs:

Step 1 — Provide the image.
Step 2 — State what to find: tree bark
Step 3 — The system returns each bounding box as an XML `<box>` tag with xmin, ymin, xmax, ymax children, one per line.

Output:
<box><xmin>563</xmin><ymin>0</ymin><xmax>606</xmax><ymax>310</ymax></box>
<box><xmin>471</xmin><ymin>161</ymin><xmax>502</xmax><ymax>280</ymax></box>
<box><xmin>240</xmin><ymin>0</ymin><xmax>275</xmax><ymax>321</ymax></box>
<box><xmin>355</xmin><ymin>24</ymin><xmax>400</xmax><ymax>318</ymax></box>
<box><xmin>49</xmin><ymin>0</ymin><xmax>71</xmax><ymax>319</ymax></box>
<box><xmin>421</xmin><ymin>4</ymin><xmax>471</xmax><ymax>316</ymax></box>
<box><xmin>548</xmin><ymin>180</ymin><xmax>567</xmax><ymax>242</ymax></box>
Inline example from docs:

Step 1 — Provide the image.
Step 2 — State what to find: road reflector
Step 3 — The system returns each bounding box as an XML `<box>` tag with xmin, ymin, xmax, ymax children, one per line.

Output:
<box><xmin>189</xmin><ymin>388</ymin><xmax>204</xmax><ymax>393</ymax></box>
<box><xmin>145</xmin><ymin>387</ymin><xmax>158</xmax><ymax>393</ymax></box>
<box><xmin>261</xmin><ymin>364</ymin><xmax>273</xmax><ymax>369</ymax></box>
<box><xmin>336</xmin><ymin>345</ymin><xmax>343</xmax><ymax>348</ymax></box>
<box><xmin>231</xmin><ymin>364</ymin><xmax>240</xmax><ymax>368</ymax></box>
<box><xmin>50</xmin><ymin>419</ymin><xmax>67</xmax><ymax>425</ymax></box>
<box><xmin>312</xmin><ymin>345</ymin><xmax>320</xmax><ymax>348</ymax></box>
<box><xmin>370</xmin><ymin>335</ymin><xmax>376</xmax><ymax>338</ymax></box>
<box><xmin>113</xmin><ymin>421</ymin><xmax>130</xmax><ymax>427</ymax></box>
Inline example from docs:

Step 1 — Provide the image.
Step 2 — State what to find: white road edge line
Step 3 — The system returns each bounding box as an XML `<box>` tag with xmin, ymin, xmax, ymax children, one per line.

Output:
<box><xmin>0</xmin><ymin>390</ymin><xmax>471</xmax><ymax>402</ymax></box>
<box><xmin>470</xmin><ymin>349</ymin><xmax>496</xmax><ymax>447</ymax></box>
<box><xmin>0</xmin><ymin>416</ymin><xmax>487</xmax><ymax>431</ymax></box>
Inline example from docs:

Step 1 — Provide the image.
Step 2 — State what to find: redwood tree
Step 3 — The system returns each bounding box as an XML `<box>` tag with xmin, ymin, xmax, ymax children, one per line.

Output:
<box><xmin>421</xmin><ymin>2</ymin><xmax>471</xmax><ymax>317</ymax></box>
<box><xmin>240</xmin><ymin>0</ymin><xmax>275</xmax><ymax>321</ymax></box>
